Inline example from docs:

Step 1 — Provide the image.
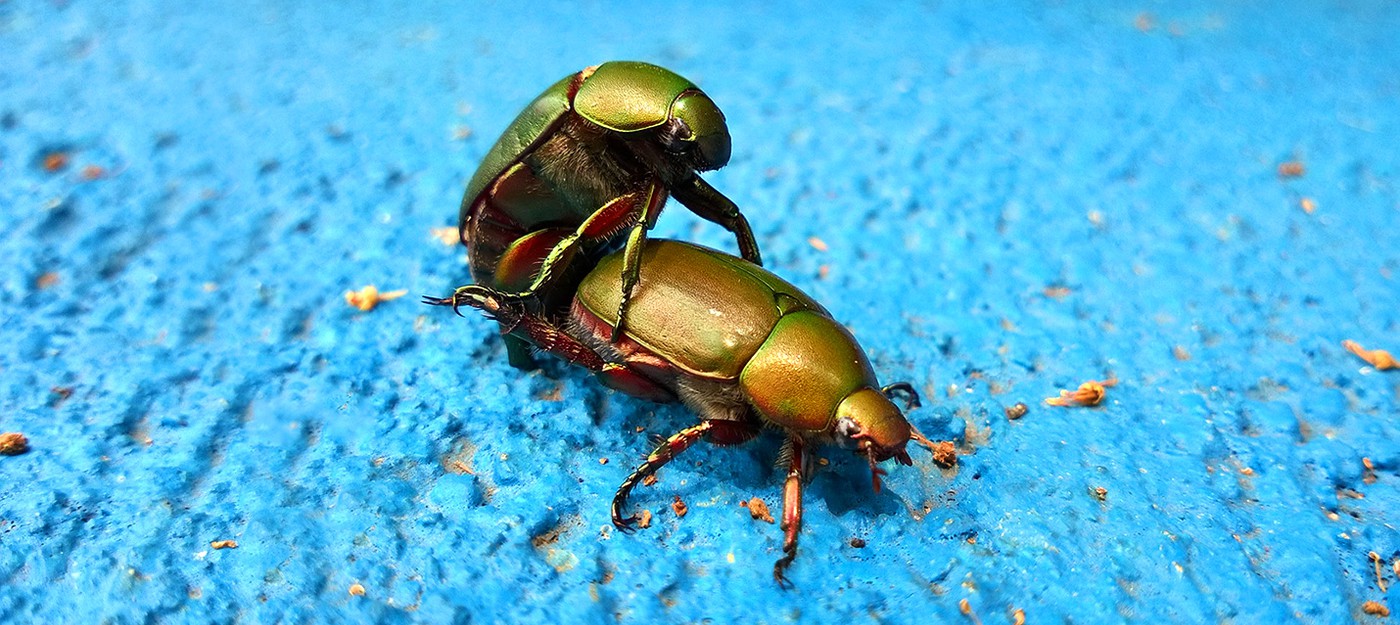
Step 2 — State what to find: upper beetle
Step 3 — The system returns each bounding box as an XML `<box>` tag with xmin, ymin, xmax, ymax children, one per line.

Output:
<box><xmin>455</xmin><ymin>61</ymin><xmax>762</xmax><ymax>365</ymax></box>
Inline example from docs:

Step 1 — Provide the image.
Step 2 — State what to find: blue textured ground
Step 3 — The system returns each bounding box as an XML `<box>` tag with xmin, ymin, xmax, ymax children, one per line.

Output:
<box><xmin>3</xmin><ymin>1</ymin><xmax>1398</xmax><ymax>623</ymax></box>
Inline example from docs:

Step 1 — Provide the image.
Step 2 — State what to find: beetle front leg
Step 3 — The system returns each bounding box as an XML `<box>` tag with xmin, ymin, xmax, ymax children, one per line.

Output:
<box><xmin>672</xmin><ymin>176</ymin><xmax>762</xmax><ymax>267</ymax></box>
<box><xmin>611</xmin><ymin>184</ymin><xmax>667</xmax><ymax>342</ymax></box>
<box><xmin>473</xmin><ymin>185</ymin><xmax>658</xmax><ymax>309</ymax></box>
<box><xmin>774</xmin><ymin>436</ymin><xmax>808</xmax><ymax>589</ymax></box>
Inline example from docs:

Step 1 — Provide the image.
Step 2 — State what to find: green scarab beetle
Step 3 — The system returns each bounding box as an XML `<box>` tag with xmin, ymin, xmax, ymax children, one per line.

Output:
<box><xmin>427</xmin><ymin>234</ymin><xmax>936</xmax><ymax>587</ymax></box>
<box><xmin>454</xmin><ymin>61</ymin><xmax>762</xmax><ymax>366</ymax></box>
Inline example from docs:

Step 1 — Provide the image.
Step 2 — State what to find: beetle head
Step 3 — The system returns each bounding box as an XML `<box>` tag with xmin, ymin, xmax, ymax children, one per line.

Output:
<box><xmin>832</xmin><ymin>388</ymin><xmax>913</xmax><ymax>492</ymax></box>
<box><xmin>572</xmin><ymin>61</ymin><xmax>731</xmax><ymax>173</ymax></box>
<box><xmin>662</xmin><ymin>90</ymin><xmax>731</xmax><ymax>171</ymax></box>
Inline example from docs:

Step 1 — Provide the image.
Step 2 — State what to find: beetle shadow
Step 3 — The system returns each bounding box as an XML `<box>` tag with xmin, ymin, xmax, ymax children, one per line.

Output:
<box><xmin>806</xmin><ymin>453</ymin><xmax>907</xmax><ymax>520</ymax></box>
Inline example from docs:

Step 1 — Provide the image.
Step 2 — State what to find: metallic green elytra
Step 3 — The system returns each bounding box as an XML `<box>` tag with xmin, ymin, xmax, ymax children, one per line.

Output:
<box><xmin>454</xmin><ymin>62</ymin><xmax>761</xmax><ymax>360</ymax></box>
<box><xmin>573</xmin><ymin>241</ymin><xmax>904</xmax><ymax>445</ymax></box>
<box><xmin>573</xmin><ymin>61</ymin><xmax>697</xmax><ymax>132</ymax></box>
<box><xmin>425</xmin><ymin>238</ymin><xmax>933</xmax><ymax>587</ymax></box>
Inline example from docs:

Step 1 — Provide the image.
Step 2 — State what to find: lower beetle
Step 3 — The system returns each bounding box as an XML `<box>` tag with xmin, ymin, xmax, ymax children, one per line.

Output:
<box><xmin>427</xmin><ymin>234</ymin><xmax>933</xmax><ymax>586</ymax></box>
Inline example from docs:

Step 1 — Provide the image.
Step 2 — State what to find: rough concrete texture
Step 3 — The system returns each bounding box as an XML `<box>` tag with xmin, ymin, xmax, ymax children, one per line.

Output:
<box><xmin>2</xmin><ymin>1</ymin><xmax>1398</xmax><ymax>623</ymax></box>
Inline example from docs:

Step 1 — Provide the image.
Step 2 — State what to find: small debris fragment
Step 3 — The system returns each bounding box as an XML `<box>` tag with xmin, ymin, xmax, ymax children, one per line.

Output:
<box><xmin>348</xmin><ymin>583</ymin><xmax>366</xmax><ymax>597</ymax></box>
<box><xmin>1173</xmin><ymin>345</ymin><xmax>1192</xmax><ymax>361</ymax></box>
<box><xmin>849</xmin><ymin>537</ymin><xmax>867</xmax><ymax>548</ymax></box>
<box><xmin>0</xmin><ymin>432</ymin><xmax>30</xmax><ymax>455</ymax></box>
<box><xmin>1004</xmin><ymin>402</ymin><xmax>1028</xmax><ymax>420</ymax></box>
<box><xmin>430</xmin><ymin>226</ymin><xmax>459</xmax><ymax>245</ymax></box>
<box><xmin>451</xmin><ymin>125</ymin><xmax>473</xmax><ymax>141</ymax></box>
<box><xmin>930</xmin><ymin>441</ymin><xmax>958</xmax><ymax>469</ymax></box>
<box><xmin>1362</xmin><ymin>601</ymin><xmax>1389</xmax><ymax>617</ymax></box>
<box><xmin>80</xmin><ymin>165</ymin><xmax>106</xmax><ymax>180</ymax></box>
<box><xmin>641</xmin><ymin>475</ymin><xmax>658</xmax><ymax>487</ymax></box>
<box><xmin>1134</xmin><ymin>12</ymin><xmax>1155</xmax><ymax>32</ymax></box>
<box><xmin>209</xmin><ymin>540</ymin><xmax>238</xmax><ymax>550</ymax></box>
<box><xmin>1042</xmin><ymin>285</ymin><xmax>1072</xmax><ymax>299</ymax></box>
<box><xmin>1343</xmin><ymin>340</ymin><xmax>1397</xmax><ymax>370</ymax></box>
<box><xmin>344</xmin><ymin>285</ymin><xmax>408</xmax><ymax>312</ymax></box>
<box><xmin>1337</xmin><ymin>487</ymin><xmax>1365</xmax><ymax>500</ymax></box>
<box><xmin>959</xmin><ymin>598</ymin><xmax>982</xmax><ymax>623</ymax></box>
<box><xmin>598</xmin><ymin>457</ymin><xmax>608</xmax><ymax>465</ymax></box>
<box><xmin>1091</xmin><ymin>486</ymin><xmax>1108</xmax><ymax>502</ymax></box>
<box><xmin>1363</xmin><ymin>457</ymin><xmax>1377</xmax><ymax>485</ymax></box>
<box><xmin>1299</xmin><ymin>197</ymin><xmax>1316</xmax><ymax>214</ymax></box>
<box><xmin>1277</xmin><ymin>161</ymin><xmax>1305</xmax><ymax>178</ymax></box>
<box><xmin>1045</xmin><ymin>378</ymin><xmax>1117</xmax><ymax>407</ymax></box>
<box><xmin>670</xmin><ymin>495</ymin><xmax>688</xmax><ymax>518</ymax></box>
<box><xmin>637</xmin><ymin>509</ymin><xmax>653</xmax><ymax>529</ymax></box>
<box><xmin>818</xmin><ymin>265</ymin><xmax>830</xmax><ymax>280</ymax></box>
<box><xmin>744</xmin><ymin>497</ymin><xmax>774</xmax><ymax>524</ymax></box>
<box><xmin>41</xmin><ymin>151</ymin><xmax>70</xmax><ymax>172</ymax></box>
<box><xmin>1012</xmin><ymin>608</ymin><xmax>1026</xmax><ymax>625</ymax></box>
<box><xmin>35</xmin><ymin>272</ymin><xmax>60</xmax><ymax>289</ymax></box>
<box><xmin>807</xmin><ymin>236</ymin><xmax>829</xmax><ymax>252</ymax></box>
<box><xmin>1371</xmin><ymin>551</ymin><xmax>1387</xmax><ymax>592</ymax></box>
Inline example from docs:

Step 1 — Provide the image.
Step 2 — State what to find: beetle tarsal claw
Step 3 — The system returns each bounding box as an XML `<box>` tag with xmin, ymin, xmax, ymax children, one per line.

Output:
<box><xmin>880</xmin><ymin>382</ymin><xmax>922</xmax><ymax>410</ymax></box>
<box><xmin>612</xmin><ymin>514</ymin><xmax>641</xmax><ymax>534</ymax></box>
<box><xmin>420</xmin><ymin>294</ymin><xmax>467</xmax><ymax>317</ymax></box>
<box><xmin>773</xmin><ymin>544</ymin><xmax>798</xmax><ymax>590</ymax></box>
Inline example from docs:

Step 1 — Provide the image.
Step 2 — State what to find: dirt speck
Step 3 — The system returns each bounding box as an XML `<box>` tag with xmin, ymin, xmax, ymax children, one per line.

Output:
<box><xmin>745</xmin><ymin>497</ymin><xmax>774</xmax><ymax>523</ymax></box>
<box><xmin>0</xmin><ymin>433</ymin><xmax>30</xmax><ymax>456</ymax></box>
<box><xmin>931</xmin><ymin>441</ymin><xmax>958</xmax><ymax>469</ymax></box>
<box><xmin>344</xmin><ymin>285</ymin><xmax>407</xmax><ymax>312</ymax></box>
<box><xmin>1004</xmin><ymin>402</ymin><xmax>1028</xmax><ymax>420</ymax></box>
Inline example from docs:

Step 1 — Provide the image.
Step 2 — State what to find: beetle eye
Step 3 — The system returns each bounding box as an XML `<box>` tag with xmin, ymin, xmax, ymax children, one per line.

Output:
<box><xmin>659</xmin><ymin>117</ymin><xmax>694</xmax><ymax>153</ymax></box>
<box><xmin>834</xmin><ymin>417</ymin><xmax>862</xmax><ymax>446</ymax></box>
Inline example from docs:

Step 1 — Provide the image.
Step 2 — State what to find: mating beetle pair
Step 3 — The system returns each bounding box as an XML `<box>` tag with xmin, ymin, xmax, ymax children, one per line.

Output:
<box><xmin>428</xmin><ymin>61</ymin><xmax>933</xmax><ymax>586</ymax></box>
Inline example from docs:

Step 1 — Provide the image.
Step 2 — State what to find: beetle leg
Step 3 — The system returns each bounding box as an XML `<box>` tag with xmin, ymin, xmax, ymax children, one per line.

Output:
<box><xmin>612</xmin><ymin>421</ymin><xmax>714</xmax><ymax>531</ymax></box>
<box><xmin>503</xmin><ymin>335</ymin><xmax>537</xmax><ymax>370</ymax></box>
<box><xmin>880</xmin><ymin>382</ymin><xmax>922</xmax><ymax>410</ymax></box>
<box><xmin>774</xmin><ymin>436</ymin><xmax>808</xmax><ymax>589</ymax></box>
<box><xmin>611</xmin><ymin>419</ymin><xmax>759</xmax><ymax>531</ymax></box>
<box><xmin>611</xmin><ymin>183</ymin><xmax>667</xmax><ymax>342</ymax></box>
<box><xmin>468</xmin><ymin>185</ymin><xmax>659</xmax><ymax>317</ymax></box>
<box><xmin>672</xmin><ymin>176</ymin><xmax>763</xmax><ymax>266</ymax></box>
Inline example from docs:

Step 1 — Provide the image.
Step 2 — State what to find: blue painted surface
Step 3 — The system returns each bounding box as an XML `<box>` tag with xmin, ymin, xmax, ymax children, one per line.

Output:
<box><xmin>2</xmin><ymin>1</ymin><xmax>1398</xmax><ymax>622</ymax></box>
